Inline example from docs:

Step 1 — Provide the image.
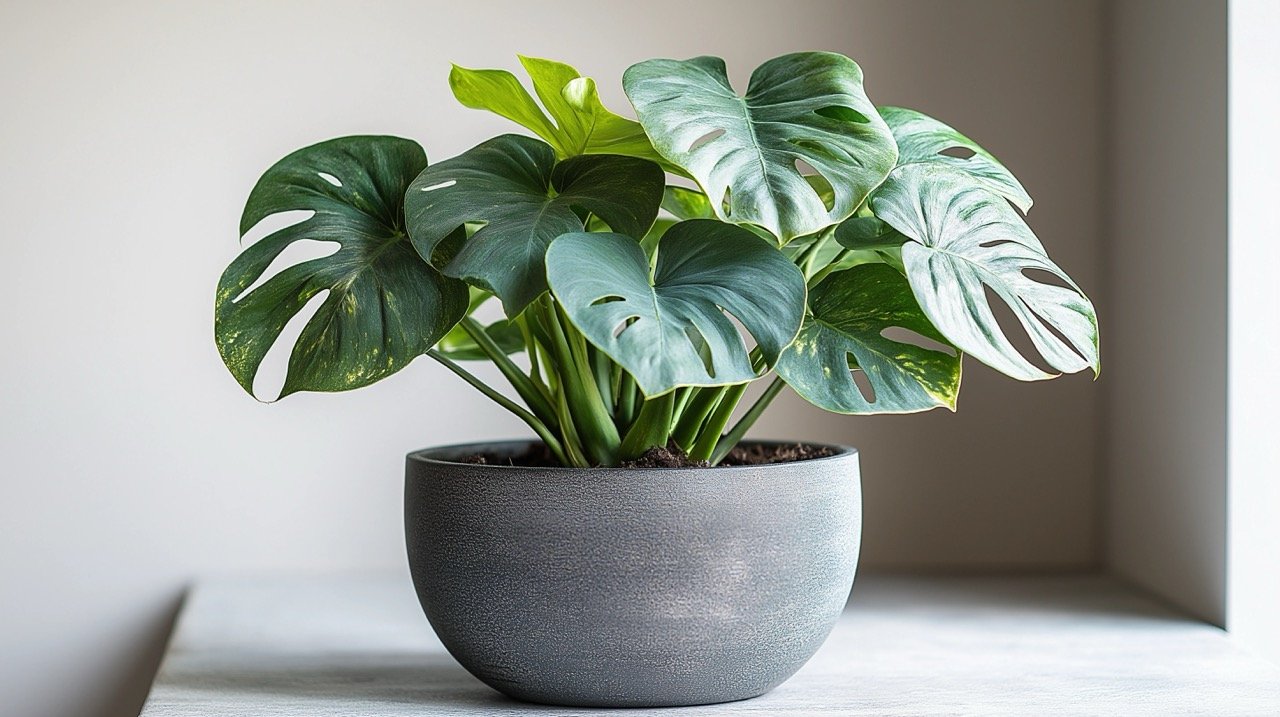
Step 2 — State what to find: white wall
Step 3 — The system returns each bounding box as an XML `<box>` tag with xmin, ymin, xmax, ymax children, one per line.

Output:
<box><xmin>1227</xmin><ymin>0</ymin><xmax>1280</xmax><ymax>665</ymax></box>
<box><xmin>0</xmin><ymin>2</ymin><xmax>1106</xmax><ymax>715</ymax></box>
<box><xmin>1103</xmin><ymin>0</ymin><xmax>1228</xmax><ymax>625</ymax></box>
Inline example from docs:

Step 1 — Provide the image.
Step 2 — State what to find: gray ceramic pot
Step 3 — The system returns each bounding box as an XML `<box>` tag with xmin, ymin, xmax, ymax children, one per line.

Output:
<box><xmin>404</xmin><ymin>440</ymin><xmax>861</xmax><ymax>708</ymax></box>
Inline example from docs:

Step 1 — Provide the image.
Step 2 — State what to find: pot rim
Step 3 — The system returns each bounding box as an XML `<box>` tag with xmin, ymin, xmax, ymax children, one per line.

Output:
<box><xmin>407</xmin><ymin>438</ymin><xmax>857</xmax><ymax>473</ymax></box>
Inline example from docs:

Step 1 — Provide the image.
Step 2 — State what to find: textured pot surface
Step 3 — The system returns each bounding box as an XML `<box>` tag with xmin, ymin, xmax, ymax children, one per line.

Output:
<box><xmin>404</xmin><ymin>440</ymin><xmax>861</xmax><ymax>708</ymax></box>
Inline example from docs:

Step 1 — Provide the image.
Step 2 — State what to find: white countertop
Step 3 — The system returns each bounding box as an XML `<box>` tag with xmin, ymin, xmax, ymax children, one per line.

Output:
<box><xmin>140</xmin><ymin>574</ymin><xmax>1280</xmax><ymax>716</ymax></box>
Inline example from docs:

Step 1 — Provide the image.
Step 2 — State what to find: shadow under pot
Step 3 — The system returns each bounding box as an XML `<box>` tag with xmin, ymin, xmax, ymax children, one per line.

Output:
<box><xmin>404</xmin><ymin>439</ymin><xmax>862</xmax><ymax>708</ymax></box>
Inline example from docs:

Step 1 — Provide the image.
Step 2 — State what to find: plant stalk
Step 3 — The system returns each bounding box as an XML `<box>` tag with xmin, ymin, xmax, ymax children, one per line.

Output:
<box><xmin>619</xmin><ymin>392</ymin><xmax>676</xmax><ymax>460</ymax></box>
<box><xmin>688</xmin><ymin>383</ymin><xmax>748</xmax><ymax>462</ymax></box>
<box><xmin>427</xmin><ymin>350</ymin><xmax>568</xmax><ymax>465</ymax></box>
<box><xmin>710</xmin><ymin>376</ymin><xmax>786</xmax><ymax>464</ymax></box>
<box><xmin>670</xmin><ymin>387</ymin><xmax>724</xmax><ymax>453</ymax></box>
<box><xmin>460</xmin><ymin>318</ymin><xmax>557</xmax><ymax>428</ymax></box>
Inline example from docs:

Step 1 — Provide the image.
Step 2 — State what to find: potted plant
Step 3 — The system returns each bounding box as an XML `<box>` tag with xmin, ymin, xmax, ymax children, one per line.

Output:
<box><xmin>215</xmin><ymin>52</ymin><xmax>1098</xmax><ymax>707</ymax></box>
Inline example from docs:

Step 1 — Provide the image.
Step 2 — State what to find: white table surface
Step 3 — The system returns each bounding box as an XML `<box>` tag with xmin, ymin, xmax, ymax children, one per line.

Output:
<box><xmin>140</xmin><ymin>574</ymin><xmax>1280</xmax><ymax>716</ymax></box>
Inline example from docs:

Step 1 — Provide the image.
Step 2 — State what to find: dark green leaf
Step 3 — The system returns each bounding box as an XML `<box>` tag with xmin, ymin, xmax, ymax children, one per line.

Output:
<box><xmin>404</xmin><ymin>134</ymin><xmax>664</xmax><ymax>315</ymax></box>
<box><xmin>547</xmin><ymin>220</ymin><xmax>807</xmax><ymax>397</ymax></box>
<box><xmin>880</xmin><ymin>106</ymin><xmax>1032</xmax><ymax>212</ymax></box>
<box><xmin>216</xmin><ymin>136</ymin><xmax>469</xmax><ymax>399</ymax></box>
<box><xmin>872</xmin><ymin>163</ymin><xmax>1098</xmax><ymax>380</ymax></box>
<box><xmin>623</xmin><ymin>52</ymin><xmax>898</xmax><ymax>242</ymax></box>
<box><xmin>777</xmin><ymin>264</ymin><xmax>961</xmax><ymax>413</ymax></box>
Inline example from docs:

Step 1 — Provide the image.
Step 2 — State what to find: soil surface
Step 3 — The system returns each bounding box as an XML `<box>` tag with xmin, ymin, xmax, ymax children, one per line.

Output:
<box><xmin>458</xmin><ymin>442</ymin><xmax>835</xmax><ymax>469</ymax></box>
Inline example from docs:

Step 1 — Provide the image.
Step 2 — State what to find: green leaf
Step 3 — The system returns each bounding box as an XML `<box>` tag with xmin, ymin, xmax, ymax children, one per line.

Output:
<box><xmin>435</xmin><ymin>318</ymin><xmax>523</xmax><ymax>361</ymax></box>
<box><xmin>777</xmin><ymin>264</ymin><xmax>961</xmax><ymax>414</ymax></box>
<box><xmin>880</xmin><ymin>106</ymin><xmax>1032</xmax><ymax>212</ymax></box>
<box><xmin>834</xmin><ymin>216</ymin><xmax>909</xmax><ymax>251</ymax></box>
<box><xmin>449</xmin><ymin>57</ymin><xmax>666</xmax><ymax>164</ymax></box>
<box><xmin>404</xmin><ymin>134</ymin><xmax>664</xmax><ymax>315</ymax></box>
<box><xmin>216</xmin><ymin>136</ymin><xmax>469</xmax><ymax>399</ymax></box>
<box><xmin>872</xmin><ymin>163</ymin><xmax>1099</xmax><ymax>380</ymax></box>
<box><xmin>448</xmin><ymin>64</ymin><xmax>563</xmax><ymax>151</ymax></box>
<box><xmin>547</xmin><ymin>220</ymin><xmax>807</xmax><ymax>397</ymax></box>
<box><xmin>623</xmin><ymin>52</ymin><xmax>898</xmax><ymax>242</ymax></box>
<box><xmin>661</xmin><ymin>185</ymin><xmax>714</xmax><ymax>220</ymax></box>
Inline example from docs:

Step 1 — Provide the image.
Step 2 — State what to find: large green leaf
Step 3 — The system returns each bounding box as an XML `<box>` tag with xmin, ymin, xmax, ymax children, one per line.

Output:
<box><xmin>404</xmin><ymin>134</ymin><xmax>664</xmax><ymax>315</ymax></box>
<box><xmin>450</xmin><ymin>56</ymin><xmax>665</xmax><ymax>164</ymax></box>
<box><xmin>216</xmin><ymin>136</ymin><xmax>469</xmax><ymax>399</ymax></box>
<box><xmin>872</xmin><ymin>163</ymin><xmax>1099</xmax><ymax>381</ymax></box>
<box><xmin>880</xmin><ymin>106</ymin><xmax>1032</xmax><ymax>212</ymax></box>
<box><xmin>547</xmin><ymin>220</ymin><xmax>807</xmax><ymax>397</ymax></box>
<box><xmin>623</xmin><ymin>52</ymin><xmax>898</xmax><ymax>242</ymax></box>
<box><xmin>777</xmin><ymin>264</ymin><xmax>961</xmax><ymax>414</ymax></box>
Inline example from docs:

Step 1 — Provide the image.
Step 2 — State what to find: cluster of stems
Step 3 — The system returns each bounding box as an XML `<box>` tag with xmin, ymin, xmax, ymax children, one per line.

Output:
<box><xmin>428</xmin><ymin>226</ymin><xmax>846</xmax><ymax>468</ymax></box>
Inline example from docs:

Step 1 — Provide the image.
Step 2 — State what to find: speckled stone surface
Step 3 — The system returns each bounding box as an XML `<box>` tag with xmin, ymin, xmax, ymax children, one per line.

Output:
<box><xmin>140</xmin><ymin>575</ymin><xmax>1280</xmax><ymax>716</ymax></box>
<box><xmin>404</xmin><ymin>441</ymin><xmax>863</xmax><ymax>707</ymax></box>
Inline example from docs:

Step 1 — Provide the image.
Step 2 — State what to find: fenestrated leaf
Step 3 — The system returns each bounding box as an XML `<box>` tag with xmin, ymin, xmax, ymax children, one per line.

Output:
<box><xmin>449</xmin><ymin>56</ymin><xmax>666</xmax><ymax>164</ymax></box>
<box><xmin>547</xmin><ymin>220</ymin><xmax>807</xmax><ymax>397</ymax></box>
<box><xmin>623</xmin><ymin>52</ymin><xmax>898</xmax><ymax>242</ymax></box>
<box><xmin>216</xmin><ymin>136</ymin><xmax>469</xmax><ymax>399</ymax></box>
<box><xmin>404</xmin><ymin>134</ymin><xmax>664</xmax><ymax>315</ymax></box>
<box><xmin>872</xmin><ymin>163</ymin><xmax>1098</xmax><ymax>381</ymax></box>
<box><xmin>777</xmin><ymin>264</ymin><xmax>961</xmax><ymax>414</ymax></box>
<box><xmin>880</xmin><ymin>106</ymin><xmax>1032</xmax><ymax>212</ymax></box>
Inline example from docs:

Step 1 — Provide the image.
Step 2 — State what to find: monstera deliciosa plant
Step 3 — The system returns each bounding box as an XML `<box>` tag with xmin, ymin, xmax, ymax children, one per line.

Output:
<box><xmin>215</xmin><ymin>52</ymin><xmax>1099</xmax><ymax>468</ymax></box>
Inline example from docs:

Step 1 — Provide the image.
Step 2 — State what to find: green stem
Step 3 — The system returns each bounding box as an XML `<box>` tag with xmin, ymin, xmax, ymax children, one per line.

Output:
<box><xmin>616</xmin><ymin>370</ymin><xmax>638</xmax><ymax>430</ymax></box>
<box><xmin>794</xmin><ymin>226</ymin><xmax>835</xmax><ymax>279</ymax></box>
<box><xmin>619</xmin><ymin>392</ymin><xmax>676</xmax><ymax>460</ymax></box>
<box><xmin>552</xmin><ymin>386</ymin><xmax>590</xmax><ymax>467</ymax></box>
<box><xmin>516</xmin><ymin>315</ymin><xmax>546</xmax><ymax>389</ymax></box>
<box><xmin>589</xmin><ymin>344</ymin><xmax>614</xmax><ymax>410</ymax></box>
<box><xmin>710</xmin><ymin>377</ymin><xmax>785</xmax><ymax>464</ymax></box>
<box><xmin>688</xmin><ymin>383</ymin><xmax>748</xmax><ymax>462</ymax></box>
<box><xmin>670</xmin><ymin>387</ymin><xmax>724</xmax><ymax>453</ymax></box>
<box><xmin>428</xmin><ymin>350</ymin><xmax>568</xmax><ymax>465</ymax></box>
<box><xmin>461</xmin><ymin>318</ymin><xmax>556</xmax><ymax>428</ymax></box>
<box><xmin>808</xmin><ymin>248</ymin><xmax>851</xmax><ymax>288</ymax></box>
<box><xmin>542</xmin><ymin>300</ymin><xmax>620</xmax><ymax>465</ymax></box>
<box><xmin>671</xmin><ymin>387</ymin><xmax>693</xmax><ymax>422</ymax></box>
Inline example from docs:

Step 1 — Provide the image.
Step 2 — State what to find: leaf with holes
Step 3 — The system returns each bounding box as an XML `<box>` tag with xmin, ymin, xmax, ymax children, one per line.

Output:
<box><xmin>777</xmin><ymin>264</ymin><xmax>961</xmax><ymax>414</ymax></box>
<box><xmin>215</xmin><ymin>136</ymin><xmax>470</xmax><ymax>400</ymax></box>
<box><xmin>450</xmin><ymin>56</ymin><xmax>666</xmax><ymax>165</ymax></box>
<box><xmin>880</xmin><ymin>106</ymin><xmax>1032</xmax><ymax>212</ymax></box>
<box><xmin>404</xmin><ymin>134</ymin><xmax>664</xmax><ymax>316</ymax></box>
<box><xmin>872</xmin><ymin>163</ymin><xmax>1099</xmax><ymax>380</ymax></box>
<box><xmin>547</xmin><ymin>220</ymin><xmax>807</xmax><ymax>397</ymax></box>
<box><xmin>623</xmin><ymin>52</ymin><xmax>898</xmax><ymax>242</ymax></box>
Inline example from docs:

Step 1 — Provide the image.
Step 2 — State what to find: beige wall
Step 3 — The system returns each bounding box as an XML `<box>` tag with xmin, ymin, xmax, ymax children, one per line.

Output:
<box><xmin>0</xmin><ymin>2</ymin><xmax>1105</xmax><ymax>715</ymax></box>
<box><xmin>1102</xmin><ymin>0</ymin><xmax>1228</xmax><ymax>625</ymax></box>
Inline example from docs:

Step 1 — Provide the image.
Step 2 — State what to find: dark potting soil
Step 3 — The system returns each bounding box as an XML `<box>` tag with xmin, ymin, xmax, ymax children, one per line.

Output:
<box><xmin>457</xmin><ymin>442</ymin><xmax>835</xmax><ymax>469</ymax></box>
